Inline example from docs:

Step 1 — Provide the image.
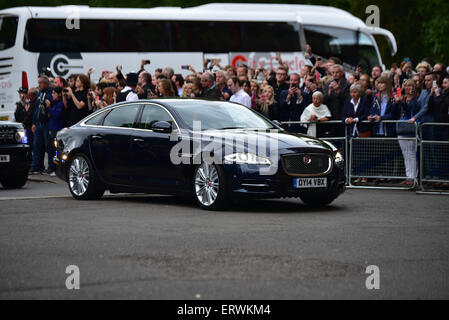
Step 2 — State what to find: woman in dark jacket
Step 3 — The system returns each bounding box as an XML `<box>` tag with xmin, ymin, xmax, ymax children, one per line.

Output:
<box><xmin>257</xmin><ymin>85</ymin><xmax>280</xmax><ymax>121</ymax></box>
<box><xmin>368</xmin><ymin>76</ymin><xmax>400</xmax><ymax>137</ymax></box>
<box><xmin>428</xmin><ymin>76</ymin><xmax>449</xmax><ymax>141</ymax></box>
<box><xmin>342</xmin><ymin>83</ymin><xmax>372</xmax><ymax>138</ymax></box>
<box><xmin>63</xmin><ymin>74</ymin><xmax>90</xmax><ymax>126</ymax></box>
<box><xmin>342</xmin><ymin>83</ymin><xmax>371</xmax><ymax>183</ymax></box>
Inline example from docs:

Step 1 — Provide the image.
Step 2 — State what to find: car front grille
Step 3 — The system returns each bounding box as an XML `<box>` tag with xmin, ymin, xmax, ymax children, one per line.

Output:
<box><xmin>281</xmin><ymin>153</ymin><xmax>332</xmax><ymax>176</ymax></box>
<box><xmin>0</xmin><ymin>127</ymin><xmax>16</xmax><ymax>144</ymax></box>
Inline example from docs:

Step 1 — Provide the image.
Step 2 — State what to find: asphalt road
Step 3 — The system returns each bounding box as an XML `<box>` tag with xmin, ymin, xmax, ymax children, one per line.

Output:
<box><xmin>0</xmin><ymin>176</ymin><xmax>448</xmax><ymax>299</ymax></box>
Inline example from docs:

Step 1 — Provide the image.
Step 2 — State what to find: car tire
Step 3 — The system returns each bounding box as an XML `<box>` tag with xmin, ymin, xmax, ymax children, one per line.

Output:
<box><xmin>192</xmin><ymin>162</ymin><xmax>228</xmax><ymax>210</ymax></box>
<box><xmin>0</xmin><ymin>170</ymin><xmax>28</xmax><ymax>189</ymax></box>
<box><xmin>299</xmin><ymin>191</ymin><xmax>336</xmax><ymax>207</ymax></box>
<box><xmin>67</xmin><ymin>153</ymin><xmax>105</xmax><ymax>200</ymax></box>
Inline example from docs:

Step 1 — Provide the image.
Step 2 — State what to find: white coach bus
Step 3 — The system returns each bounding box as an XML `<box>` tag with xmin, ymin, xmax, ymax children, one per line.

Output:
<box><xmin>0</xmin><ymin>3</ymin><xmax>397</xmax><ymax>120</ymax></box>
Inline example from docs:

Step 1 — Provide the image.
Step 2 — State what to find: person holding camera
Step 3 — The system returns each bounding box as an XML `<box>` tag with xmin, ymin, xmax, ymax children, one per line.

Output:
<box><xmin>46</xmin><ymin>87</ymin><xmax>65</xmax><ymax>176</ymax></box>
<box><xmin>29</xmin><ymin>76</ymin><xmax>53</xmax><ymax>174</ymax></box>
<box><xmin>63</xmin><ymin>74</ymin><xmax>90</xmax><ymax>126</ymax></box>
<box><xmin>279</xmin><ymin>73</ymin><xmax>308</xmax><ymax>133</ymax></box>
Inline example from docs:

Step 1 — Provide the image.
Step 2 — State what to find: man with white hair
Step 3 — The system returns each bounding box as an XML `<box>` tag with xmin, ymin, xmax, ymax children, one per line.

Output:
<box><xmin>200</xmin><ymin>72</ymin><xmax>222</xmax><ymax>100</ymax></box>
<box><xmin>162</xmin><ymin>66</ymin><xmax>175</xmax><ymax>79</ymax></box>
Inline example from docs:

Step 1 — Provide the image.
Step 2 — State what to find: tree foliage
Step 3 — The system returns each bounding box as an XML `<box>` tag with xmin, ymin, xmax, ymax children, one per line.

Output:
<box><xmin>1</xmin><ymin>0</ymin><xmax>448</xmax><ymax>66</ymax></box>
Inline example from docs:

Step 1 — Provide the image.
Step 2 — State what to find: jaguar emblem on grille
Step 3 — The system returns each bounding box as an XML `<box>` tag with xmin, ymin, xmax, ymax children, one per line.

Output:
<box><xmin>303</xmin><ymin>155</ymin><xmax>312</xmax><ymax>165</ymax></box>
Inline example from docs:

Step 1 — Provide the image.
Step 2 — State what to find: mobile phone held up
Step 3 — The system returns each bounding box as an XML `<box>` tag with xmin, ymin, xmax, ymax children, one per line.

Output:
<box><xmin>181</xmin><ymin>65</ymin><xmax>189</xmax><ymax>70</ymax></box>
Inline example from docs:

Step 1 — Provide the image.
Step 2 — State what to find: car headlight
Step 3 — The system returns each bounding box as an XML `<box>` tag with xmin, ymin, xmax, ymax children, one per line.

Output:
<box><xmin>15</xmin><ymin>129</ymin><xmax>27</xmax><ymax>144</ymax></box>
<box><xmin>322</xmin><ymin>140</ymin><xmax>338</xmax><ymax>152</ymax></box>
<box><xmin>224</xmin><ymin>153</ymin><xmax>272</xmax><ymax>165</ymax></box>
<box><xmin>335</xmin><ymin>151</ymin><xmax>344</xmax><ymax>167</ymax></box>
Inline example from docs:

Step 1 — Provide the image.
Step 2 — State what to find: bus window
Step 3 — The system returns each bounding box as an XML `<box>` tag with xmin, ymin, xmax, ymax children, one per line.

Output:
<box><xmin>24</xmin><ymin>19</ymin><xmax>301</xmax><ymax>54</ymax></box>
<box><xmin>303</xmin><ymin>25</ymin><xmax>379</xmax><ymax>71</ymax></box>
<box><xmin>109</xmin><ymin>20</ymin><xmax>170</xmax><ymax>52</ymax></box>
<box><xmin>0</xmin><ymin>15</ymin><xmax>18</xmax><ymax>50</ymax></box>
<box><xmin>172</xmin><ymin>21</ymin><xmax>301</xmax><ymax>52</ymax></box>
<box><xmin>239</xmin><ymin>22</ymin><xmax>301</xmax><ymax>52</ymax></box>
<box><xmin>24</xmin><ymin>19</ymin><xmax>110</xmax><ymax>52</ymax></box>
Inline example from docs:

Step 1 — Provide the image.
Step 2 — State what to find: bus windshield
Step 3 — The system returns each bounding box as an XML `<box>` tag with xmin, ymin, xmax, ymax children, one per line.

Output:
<box><xmin>303</xmin><ymin>25</ymin><xmax>379</xmax><ymax>71</ymax></box>
<box><xmin>0</xmin><ymin>15</ymin><xmax>18</xmax><ymax>50</ymax></box>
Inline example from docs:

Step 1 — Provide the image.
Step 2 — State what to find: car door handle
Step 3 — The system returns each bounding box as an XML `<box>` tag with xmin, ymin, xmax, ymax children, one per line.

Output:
<box><xmin>92</xmin><ymin>135</ymin><xmax>103</xmax><ymax>140</ymax></box>
<box><xmin>133</xmin><ymin>138</ymin><xmax>144</xmax><ymax>142</ymax></box>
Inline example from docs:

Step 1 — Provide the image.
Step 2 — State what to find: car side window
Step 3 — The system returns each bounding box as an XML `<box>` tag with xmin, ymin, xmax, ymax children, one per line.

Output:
<box><xmin>103</xmin><ymin>105</ymin><xmax>140</xmax><ymax>128</ymax></box>
<box><xmin>138</xmin><ymin>104</ymin><xmax>174</xmax><ymax>130</ymax></box>
<box><xmin>85</xmin><ymin>111</ymin><xmax>107</xmax><ymax>126</ymax></box>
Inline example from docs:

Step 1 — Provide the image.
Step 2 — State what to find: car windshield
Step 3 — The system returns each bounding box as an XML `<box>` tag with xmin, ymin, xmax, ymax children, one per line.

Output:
<box><xmin>169</xmin><ymin>100</ymin><xmax>276</xmax><ymax>131</ymax></box>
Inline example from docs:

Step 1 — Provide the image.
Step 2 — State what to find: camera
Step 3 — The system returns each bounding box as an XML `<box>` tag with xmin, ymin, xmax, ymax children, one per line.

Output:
<box><xmin>63</xmin><ymin>88</ymin><xmax>69</xmax><ymax>93</ymax></box>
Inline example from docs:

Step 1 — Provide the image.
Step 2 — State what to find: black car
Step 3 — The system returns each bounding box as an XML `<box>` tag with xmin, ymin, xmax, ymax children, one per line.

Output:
<box><xmin>0</xmin><ymin>121</ymin><xmax>31</xmax><ymax>188</ymax></box>
<box><xmin>54</xmin><ymin>99</ymin><xmax>345</xmax><ymax>210</ymax></box>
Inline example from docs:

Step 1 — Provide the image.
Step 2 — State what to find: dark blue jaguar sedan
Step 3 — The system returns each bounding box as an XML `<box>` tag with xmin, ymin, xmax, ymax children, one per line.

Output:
<box><xmin>54</xmin><ymin>99</ymin><xmax>345</xmax><ymax>210</ymax></box>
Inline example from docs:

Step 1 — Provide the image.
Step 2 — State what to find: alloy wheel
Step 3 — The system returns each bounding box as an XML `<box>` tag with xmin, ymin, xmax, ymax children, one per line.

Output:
<box><xmin>69</xmin><ymin>156</ymin><xmax>90</xmax><ymax>196</ymax></box>
<box><xmin>194</xmin><ymin>162</ymin><xmax>219</xmax><ymax>206</ymax></box>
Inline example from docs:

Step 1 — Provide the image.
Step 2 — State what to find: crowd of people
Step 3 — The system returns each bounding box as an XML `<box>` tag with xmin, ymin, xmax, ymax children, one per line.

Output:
<box><xmin>13</xmin><ymin>48</ymin><xmax>449</xmax><ymax>185</ymax></box>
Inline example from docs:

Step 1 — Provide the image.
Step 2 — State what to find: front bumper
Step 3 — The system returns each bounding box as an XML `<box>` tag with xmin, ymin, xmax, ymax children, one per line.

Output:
<box><xmin>0</xmin><ymin>144</ymin><xmax>31</xmax><ymax>173</ymax></box>
<box><xmin>53</xmin><ymin>152</ymin><xmax>68</xmax><ymax>182</ymax></box>
<box><xmin>224</xmin><ymin>160</ymin><xmax>346</xmax><ymax>199</ymax></box>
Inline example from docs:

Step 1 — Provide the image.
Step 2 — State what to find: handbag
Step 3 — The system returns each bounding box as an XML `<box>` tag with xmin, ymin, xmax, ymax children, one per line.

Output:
<box><xmin>396</xmin><ymin>109</ymin><xmax>415</xmax><ymax>136</ymax></box>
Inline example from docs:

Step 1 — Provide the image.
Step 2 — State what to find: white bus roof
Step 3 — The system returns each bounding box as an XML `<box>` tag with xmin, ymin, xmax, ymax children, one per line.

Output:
<box><xmin>1</xmin><ymin>3</ymin><xmax>366</xmax><ymax>29</ymax></box>
<box><xmin>1</xmin><ymin>3</ymin><xmax>396</xmax><ymax>55</ymax></box>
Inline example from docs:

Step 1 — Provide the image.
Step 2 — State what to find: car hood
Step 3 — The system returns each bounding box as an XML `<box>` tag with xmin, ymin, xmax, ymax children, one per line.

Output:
<box><xmin>186</xmin><ymin>129</ymin><xmax>333</xmax><ymax>155</ymax></box>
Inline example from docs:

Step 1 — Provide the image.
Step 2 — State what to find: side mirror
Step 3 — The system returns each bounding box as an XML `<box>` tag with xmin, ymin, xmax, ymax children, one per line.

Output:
<box><xmin>151</xmin><ymin>121</ymin><xmax>172</xmax><ymax>133</ymax></box>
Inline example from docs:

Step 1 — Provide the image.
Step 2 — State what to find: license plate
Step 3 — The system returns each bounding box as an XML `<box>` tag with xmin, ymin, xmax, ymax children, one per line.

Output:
<box><xmin>0</xmin><ymin>154</ymin><xmax>10</xmax><ymax>163</ymax></box>
<box><xmin>293</xmin><ymin>177</ymin><xmax>327</xmax><ymax>188</ymax></box>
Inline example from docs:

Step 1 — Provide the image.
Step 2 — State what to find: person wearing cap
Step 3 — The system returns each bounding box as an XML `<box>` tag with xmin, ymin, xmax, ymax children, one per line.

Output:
<box><xmin>14</xmin><ymin>87</ymin><xmax>28</xmax><ymax>123</ymax></box>
<box><xmin>116</xmin><ymin>72</ymin><xmax>139</xmax><ymax>102</ymax></box>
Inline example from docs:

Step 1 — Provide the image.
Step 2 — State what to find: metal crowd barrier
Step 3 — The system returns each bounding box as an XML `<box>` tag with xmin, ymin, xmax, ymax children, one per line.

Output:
<box><xmin>348</xmin><ymin>120</ymin><xmax>419</xmax><ymax>190</ymax></box>
<box><xmin>280</xmin><ymin>119</ymin><xmax>425</xmax><ymax>191</ymax></box>
<box><xmin>418</xmin><ymin>123</ymin><xmax>449</xmax><ymax>195</ymax></box>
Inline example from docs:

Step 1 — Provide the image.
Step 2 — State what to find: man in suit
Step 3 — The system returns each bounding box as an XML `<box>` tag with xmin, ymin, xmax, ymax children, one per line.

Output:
<box><xmin>200</xmin><ymin>72</ymin><xmax>222</xmax><ymax>100</ymax></box>
<box><xmin>279</xmin><ymin>73</ymin><xmax>309</xmax><ymax>133</ymax></box>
